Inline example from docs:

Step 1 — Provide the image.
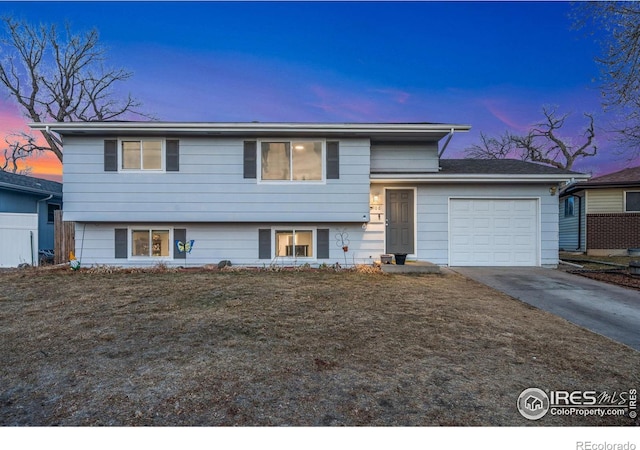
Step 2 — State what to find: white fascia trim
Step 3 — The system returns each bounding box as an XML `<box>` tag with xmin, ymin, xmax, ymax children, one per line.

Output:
<box><xmin>370</xmin><ymin>173</ymin><xmax>591</xmax><ymax>183</ymax></box>
<box><xmin>29</xmin><ymin>122</ymin><xmax>472</xmax><ymax>135</ymax></box>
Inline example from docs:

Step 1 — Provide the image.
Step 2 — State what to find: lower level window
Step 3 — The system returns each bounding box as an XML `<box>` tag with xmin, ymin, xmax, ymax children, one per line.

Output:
<box><xmin>132</xmin><ymin>229</ymin><xmax>170</xmax><ymax>257</ymax></box>
<box><xmin>275</xmin><ymin>230</ymin><xmax>313</xmax><ymax>257</ymax></box>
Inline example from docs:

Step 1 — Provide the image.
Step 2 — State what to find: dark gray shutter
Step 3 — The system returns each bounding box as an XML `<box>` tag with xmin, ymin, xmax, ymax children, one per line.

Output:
<box><xmin>244</xmin><ymin>141</ymin><xmax>257</xmax><ymax>179</ymax></box>
<box><xmin>166</xmin><ymin>140</ymin><xmax>179</xmax><ymax>171</ymax></box>
<box><xmin>104</xmin><ymin>140</ymin><xmax>118</xmax><ymax>172</ymax></box>
<box><xmin>326</xmin><ymin>141</ymin><xmax>339</xmax><ymax>179</ymax></box>
<box><xmin>258</xmin><ymin>229</ymin><xmax>271</xmax><ymax>259</ymax></box>
<box><xmin>115</xmin><ymin>228</ymin><xmax>127</xmax><ymax>258</ymax></box>
<box><xmin>174</xmin><ymin>228</ymin><xmax>186</xmax><ymax>260</ymax></box>
<box><xmin>317</xmin><ymin>229</ymin><xmax>330</xmax><ymax>259</ymax></box>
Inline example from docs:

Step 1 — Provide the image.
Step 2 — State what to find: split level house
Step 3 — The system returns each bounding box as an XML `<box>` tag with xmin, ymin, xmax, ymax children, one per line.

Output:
<box><xmin>30</xmin><ymin>121</ymin><xmax>589</xmax><ymax>268</ymax></box>
<box><xmin>0</xmin><ymin>171</ymin><xmax>62</xmax><ymax>267</ymax></box>
<box><xmin>559</xmin><ymin>165</ymin><xmax>640</xmax><ymax>255</ymax></box>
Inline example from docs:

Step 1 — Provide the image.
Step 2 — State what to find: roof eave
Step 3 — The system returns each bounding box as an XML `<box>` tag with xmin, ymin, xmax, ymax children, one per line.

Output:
<box><xmin>562</xmin><ymin>180</ymin><xmax>640</xmax><ymax>196</ymax></box>
<box><xmin>370</xmin><ymin>173</ymin><xmax>586</xmax><ymax>183</ymax></box>
<box><xmin>0</xmin><ymin>182</ymin><xmax>62</xmax><ymax>197</ymax></box>
<box><xmin>29</xmin><ymin>121</ymin><xmax>472</xmax><ymax>138</ymax></box>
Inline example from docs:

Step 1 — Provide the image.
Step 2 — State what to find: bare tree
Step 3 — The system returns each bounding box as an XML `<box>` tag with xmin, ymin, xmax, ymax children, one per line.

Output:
<box><xmin>465</xmin><ymin>107</ymin><xmax>597</xmax><ymax>171</ymax></box>
<box><xmin>574</xmin><ymin>2</ymin><xmax>640</xmax><ymax>159</ymax></box>
<box><xmin>0</xmin><ymin>17</ymin><xmax>149</xmax><ymax>163</ymax></box>
<box><xmin>465</xmin><ymin>131</ymin><xmax>517</xmax><ymax>160</ymax></box>
<box><xmin>0</xmin><ymin>133</ymin><xmax>42</xmax><ymax>175</ymax></box>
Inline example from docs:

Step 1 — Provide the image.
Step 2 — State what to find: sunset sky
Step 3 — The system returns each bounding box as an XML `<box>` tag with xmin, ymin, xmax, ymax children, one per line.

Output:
<box><xmin>0</xmin><ymin>1</ymin><xmax>634</xmax><ymax>182</ymax></box>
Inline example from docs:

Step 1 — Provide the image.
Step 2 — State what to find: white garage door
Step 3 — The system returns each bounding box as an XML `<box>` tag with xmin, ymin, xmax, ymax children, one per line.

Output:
<box><xmin>450</xmin><ymin>199</ymin><xmax>538</xmax><ymax>266</ymax></box>
<box><xmin>0</xmin><ymin>213</ymin><xmax>38</xmax><ymax>267</ymax></box>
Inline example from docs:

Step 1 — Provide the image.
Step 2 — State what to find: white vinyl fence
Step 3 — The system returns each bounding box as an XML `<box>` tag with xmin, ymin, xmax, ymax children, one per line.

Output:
<box><xmin>0</xmin><ymin>213</ymin><xmax>38</xmax><ymax>267</ymax></box>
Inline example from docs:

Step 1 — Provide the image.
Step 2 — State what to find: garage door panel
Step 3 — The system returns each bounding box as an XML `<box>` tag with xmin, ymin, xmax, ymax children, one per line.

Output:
<box><xmin>450</xmin><ymin>199</ymin><xmax>538</xmax><ymax>266</ymax></box>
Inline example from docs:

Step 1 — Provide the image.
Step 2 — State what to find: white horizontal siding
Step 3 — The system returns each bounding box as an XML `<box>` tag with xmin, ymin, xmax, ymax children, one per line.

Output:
<box><xmin>413</xmin><ymin>184</ymin><xmax>558</xmax><ymax>266</ymax></box>
<box><xmin>370</xmin><ymin>143</ymin><xmax>439</xmax><ymax>173</ymax></box>
<box><xmin>63</xmin><ymin>137</ymin><xmax>371</xmax><ymax>223</ymax></box>
<box><xmin>71</xmin><ymin>183</ymin><xmax>560</xmax><ymax>268</ymax></box>
<box><xmin>74</xmin><ymin>222</ymin><xmax>383</xmax><ymax>268</ymax></box>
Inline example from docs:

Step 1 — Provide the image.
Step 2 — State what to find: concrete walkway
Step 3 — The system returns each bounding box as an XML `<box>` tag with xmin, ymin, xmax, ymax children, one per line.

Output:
<box><xmin>452</xmin><ymin>267</ymin><xmax>640</xmax><ymax>351</ymax></box>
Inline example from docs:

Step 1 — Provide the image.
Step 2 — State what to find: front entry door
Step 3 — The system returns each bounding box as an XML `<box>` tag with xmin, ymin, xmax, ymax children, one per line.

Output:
<box><xmin>386</xmin><ymin>189</ymin><xmax>414</xmax><ymax>254</ymax></box>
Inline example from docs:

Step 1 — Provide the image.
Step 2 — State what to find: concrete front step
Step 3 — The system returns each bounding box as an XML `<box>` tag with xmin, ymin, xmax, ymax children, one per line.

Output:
<box><xmin>380</xmin><ymin>261</ymin><xmax>441</xmax><ymax>274</ymax></box>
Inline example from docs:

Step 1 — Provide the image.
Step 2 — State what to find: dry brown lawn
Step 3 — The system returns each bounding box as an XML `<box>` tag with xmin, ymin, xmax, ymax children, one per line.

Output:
<box><xmin>1</xmin><ymin>266</ymin><xmax>638</xmax><ymax>426</ymax></box>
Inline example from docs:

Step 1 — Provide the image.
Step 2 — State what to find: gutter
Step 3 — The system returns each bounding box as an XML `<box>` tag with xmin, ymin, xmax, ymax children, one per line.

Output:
<box><xmin>576</xmin><ymin>195</ymin><xmax>582</xmax><ymax>252</ymax></box>
<box><xmin>437</xmin><ymin>128</ymin><xmax>455</xmax><ymax>158</ymax></box>
<box><xmin>36</xmin><ymin>193</ymin><xmax>54</xmax><ymax>226</ymax></box>
<box><xmin>45</xmin><ymin>125</ymin><xmax>63</xmax><ymax>147</ymax></box>
<box><xmin>0</xmin><ymin>182</ymin><xmax>61</xmax><ymax>197</ymax></box>
<box><xmin>30</xmin><ymin>121</ymin><xmax>472</xmax><ymax>136</ymax></box>
<box><xmin>370</xmin><ymin>173</ymin><xmax>591</xmax><ymax>183</ymax></box>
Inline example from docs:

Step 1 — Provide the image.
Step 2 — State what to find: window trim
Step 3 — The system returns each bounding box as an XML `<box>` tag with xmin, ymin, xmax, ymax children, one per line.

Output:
<box><xmin>258</xmin><ymin>139</ymin><xmax>326</xmax><ymax>184</ymax></box>
<box><xmin>271</xmin><ymin>227</ymin><xmax>317</xmax><ymax>260</ymax></box>
<box><xmin>624</xmin><ymin>190</ymin><xmax>640</xmax><ymax>213</ymax></box>
<box><xmin>127</xmin><ymin>226</ymin><xmax>174</xmax><ymax>260</ymax></box>
<box><xmin>118</xmin><ymin>138</ymin><xmax>166</xmax><ymax>173</ymax></box>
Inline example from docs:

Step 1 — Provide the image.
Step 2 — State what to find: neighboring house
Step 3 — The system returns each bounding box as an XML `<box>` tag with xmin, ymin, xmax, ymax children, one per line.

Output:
<box><xmin>0</xmin><ymin>171</ymin><xmax>63</xmax><ymax>267</ymax></box>
<box><xmin>30</xmin><ymin>121</ymin><xmax>588</xmax><ymax>268</ymax></box>
<box><xmin>559</xmin><ymin>166</ymin><xmax>640</xmax><ymax>255</ymax></box>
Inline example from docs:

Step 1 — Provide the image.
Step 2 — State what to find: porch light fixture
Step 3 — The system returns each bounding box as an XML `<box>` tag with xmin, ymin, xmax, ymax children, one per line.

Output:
<box><xmin>549</xmin><ymin>186</ymin><xmax>557</xmax><ymax>196</ymax></box>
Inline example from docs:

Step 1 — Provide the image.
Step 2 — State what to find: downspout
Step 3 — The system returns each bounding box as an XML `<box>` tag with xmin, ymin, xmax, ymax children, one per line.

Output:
<box><xmin>576</xmin><ymin>195</ymin><xmax>582</xmax><ymax>251</ymax></box>
<box><xmin>45</xmin><ymin>125</ymin><xmax>63</xmax><ymax>148</ymax></box>
<box><xmin>30</xmin><ymin>231</ymin><xmax>34</xmax><ymax>266</ymax></box>
<box><xmin>438</xmin><ymin>128</ymin><xmax>455</xmax><ymax>158</ymax></box>
<box><xmin>36</xmin><ymin>194</ymin><xmax>54</xmax><ymax>265</ymax></box>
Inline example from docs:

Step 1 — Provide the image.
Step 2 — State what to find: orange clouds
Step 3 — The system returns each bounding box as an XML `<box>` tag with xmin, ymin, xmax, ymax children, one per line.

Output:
<box><xmin>0</xmin><ymin>100</ymin><xmax>62</xmax><ymax>181</ymax></box>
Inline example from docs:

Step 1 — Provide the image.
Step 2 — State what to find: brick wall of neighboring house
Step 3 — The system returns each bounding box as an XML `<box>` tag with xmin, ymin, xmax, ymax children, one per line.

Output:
<box><xmin>587</xmin><ymin>213</ymin><xmax>640</xmax><ymax>249</ymax></box>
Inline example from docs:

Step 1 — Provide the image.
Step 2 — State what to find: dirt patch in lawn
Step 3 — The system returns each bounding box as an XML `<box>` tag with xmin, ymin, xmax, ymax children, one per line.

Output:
<box><xmin>1</xmin><ymin>267</ymin><xmax>638</xmax><ymax>426</ymax></box>
<box><xmin>568</xmin><ymin>270</ymin><xmax>640</xmax><ymax>291</ymax></box>
<box><xmin>559</xmin><ymin>252</ymin><xmax>640</xmax><ymax>291</ymax></box>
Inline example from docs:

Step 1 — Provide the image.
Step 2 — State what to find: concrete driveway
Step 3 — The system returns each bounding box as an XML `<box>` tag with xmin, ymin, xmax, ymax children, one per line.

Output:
<box><xmin>452</xmin><ymin>267</ymin><xmax>640</xmax><ymax>351</ymax></box>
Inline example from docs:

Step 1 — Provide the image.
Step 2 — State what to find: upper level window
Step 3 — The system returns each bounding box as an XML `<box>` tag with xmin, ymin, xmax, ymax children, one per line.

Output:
<box><xmin>122</xmin><ymin>140</ymin><xmax>163</xmax><ymax>170</ymax></box>
<box><xmin>261</xmin><ymin>141</ymin><xmax>323</xmax><ymax>181</ymax></box>
<box><xmin>625</xmin><ymin>191</ymin><xmax>640</xmax><ymax>212</ymax></box>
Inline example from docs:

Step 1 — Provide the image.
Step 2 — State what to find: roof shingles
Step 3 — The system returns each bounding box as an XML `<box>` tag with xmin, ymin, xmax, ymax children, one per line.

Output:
<box><xmin>0</xmin><ymin>171</ymin><xmax>62</xmax><ymax>196</ymax></box>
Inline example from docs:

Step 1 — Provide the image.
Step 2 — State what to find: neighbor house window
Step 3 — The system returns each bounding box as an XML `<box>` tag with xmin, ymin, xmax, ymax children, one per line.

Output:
<box><xmin>261</xmin><ymin>141</ymin><xmax>322</xmax><ymax>181</ymax></box>
<box><xmin>131</xmin><ymin>229</ymin><xmax>170</xmax><ymax>257</ymax></box>
<box><xmin>275</xmin><ymin>229</ymin><xmax>314</xmax><ymax>258</ymax></box>
<box><xmin>564</xmin><ymin>196</ymin><xmax>575</xmax><ymax>217</ymax></box>
<box><xmin>121</xmin><ymin>140</ymin><xmax>163</xmax><ymax>170</ymax></box>
<box><xmin>625</xmin><ymin>191</ymin><xmax>640</xmax><ymax>212</ymax></box>
<box><xmin>47</xmin><ymin>204</ymin><xmax>61</xmax><ymax>223</ymax></box>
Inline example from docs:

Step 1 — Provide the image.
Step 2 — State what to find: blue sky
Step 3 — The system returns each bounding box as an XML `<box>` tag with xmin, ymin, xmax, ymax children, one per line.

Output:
<box><xmin>0</xmin><ymin>1</ymin><xmax>630</xmax><ymax>179</ymax></box>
